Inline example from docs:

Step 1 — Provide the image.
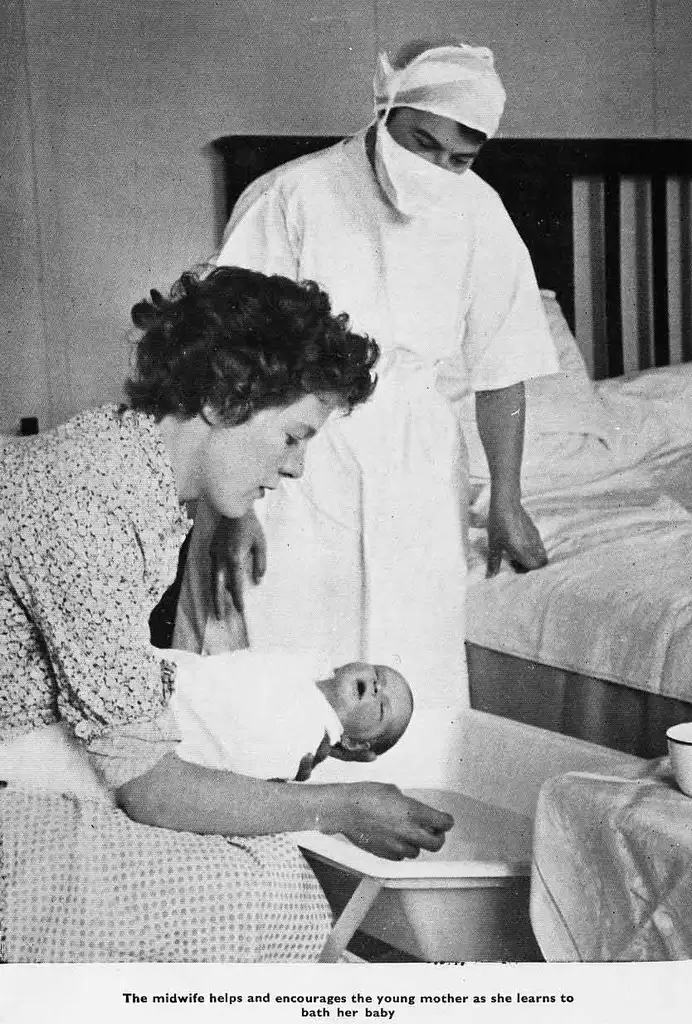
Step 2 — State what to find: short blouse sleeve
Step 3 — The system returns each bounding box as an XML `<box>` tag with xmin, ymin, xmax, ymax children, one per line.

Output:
<box><xmin>6</xmin><ymin>496</ymin><xmax>182</xmax><ymax>786</ymax></box>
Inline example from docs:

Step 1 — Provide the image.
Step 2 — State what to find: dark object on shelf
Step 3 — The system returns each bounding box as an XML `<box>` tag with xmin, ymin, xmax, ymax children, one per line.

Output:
<box><xmin>20</xmin><ymin>417</ymin><xmax>39</xmax><ymax>436</ymax></box>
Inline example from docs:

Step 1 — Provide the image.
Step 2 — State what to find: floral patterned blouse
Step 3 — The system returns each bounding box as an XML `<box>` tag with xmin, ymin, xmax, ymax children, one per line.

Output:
<box><xmin>0</xmin><ymin>406</ymin><xmax>192</xmax><ymax>786</ymax></box>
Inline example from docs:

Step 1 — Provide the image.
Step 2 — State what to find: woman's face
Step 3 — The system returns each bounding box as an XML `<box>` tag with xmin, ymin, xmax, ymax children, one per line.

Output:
<box><xmin>387</xmin><ymin>108</ymin><xmax>484</xmax><ymax>174</ymax></box>
<box><xmin>194</xmin><ymin>393</ymin><xmax>343</xmax><ymax>518</ymax></box>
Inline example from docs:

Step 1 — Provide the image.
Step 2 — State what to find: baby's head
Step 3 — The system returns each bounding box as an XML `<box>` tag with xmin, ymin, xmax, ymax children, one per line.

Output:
<box><xmin>317</xmin><ymin>662</ymin><xmax>414</xmax><ymax>761</ymax></box>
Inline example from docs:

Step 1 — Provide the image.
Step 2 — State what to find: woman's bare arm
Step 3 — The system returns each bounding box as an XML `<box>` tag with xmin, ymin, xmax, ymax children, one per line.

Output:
<box><xmin>116</xmin><ymin>753</ymin><xmax>453</xmax><ymax>861</ymax></box>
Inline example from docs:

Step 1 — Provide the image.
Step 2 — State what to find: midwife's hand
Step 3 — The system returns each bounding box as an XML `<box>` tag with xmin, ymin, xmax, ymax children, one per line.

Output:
<box><xmin>340</xmin><ymin>783</ymin><xmax>454</xmax><ymax>861</ymax></box>
<box><xmin>486</xmin><ymin>500</ymin><xmax>548</xmax><ymax>578</ymax></box>
<box><xmin>210</xmin><ymin>510</ymin><xmax>267</xmax><ymax>617</ymax></box>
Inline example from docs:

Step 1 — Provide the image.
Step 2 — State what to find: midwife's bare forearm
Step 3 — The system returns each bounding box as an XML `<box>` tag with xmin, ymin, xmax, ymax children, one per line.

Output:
<box><xmin>475</xmin><ymin>382</ymin><xmax>525</xmax><ymax>506</ymax></box>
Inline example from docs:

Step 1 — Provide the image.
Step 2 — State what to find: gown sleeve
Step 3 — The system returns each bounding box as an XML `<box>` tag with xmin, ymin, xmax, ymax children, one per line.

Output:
<box><xmin>464</xmin><ymin>190</ymin><xmax>560</xmax><ymax>391</ymax></box>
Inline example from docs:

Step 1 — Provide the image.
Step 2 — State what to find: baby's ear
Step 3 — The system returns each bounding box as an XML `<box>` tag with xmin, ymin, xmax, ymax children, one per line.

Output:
<box><xmin>331</xmin><ymin>738</ymin><xmax>378</xmax><ymax>763</ymax></box>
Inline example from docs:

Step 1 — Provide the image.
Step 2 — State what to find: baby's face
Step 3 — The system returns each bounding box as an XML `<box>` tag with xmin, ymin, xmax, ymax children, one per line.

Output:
<box><xmin>326</xmin><ymin>662</ymin><xmax>413</xmax><ymax>749</ymax></box>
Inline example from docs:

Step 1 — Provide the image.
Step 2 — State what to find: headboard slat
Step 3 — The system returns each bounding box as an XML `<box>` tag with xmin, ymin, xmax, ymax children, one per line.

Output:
<box><xmin>651</xmin><ymin>175</ymin><xmax>671</xmax><ymax>367</ymax></box>
<box><xmin>603</xmin><ymin>175</ymin><xmax>624</xmax><ymax>377</ymax></box>
<box><xmin>682</xmin><ymin>183</ymin><xmax>692</xmax><ymax>363</ymax></box>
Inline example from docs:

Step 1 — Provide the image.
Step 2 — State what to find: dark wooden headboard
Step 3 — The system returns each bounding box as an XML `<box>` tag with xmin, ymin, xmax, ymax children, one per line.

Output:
<box><xmin>212</xmin><ymin>136</ymin><xmax>692</xmax><ymax>378</ymax></box>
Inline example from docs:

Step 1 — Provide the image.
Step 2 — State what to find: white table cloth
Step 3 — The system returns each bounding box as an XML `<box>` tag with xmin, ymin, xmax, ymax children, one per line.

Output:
<box><xmin>531</xmin><ymin>758</ymin><xmax>692</xmax><ymax>961</ymax></box>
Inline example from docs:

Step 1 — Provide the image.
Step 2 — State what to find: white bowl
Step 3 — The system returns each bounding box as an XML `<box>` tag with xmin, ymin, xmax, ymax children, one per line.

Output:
<box><xmin>666</xmin><ymin>722</ymin><xmax>692</xmax><ymax>796</ymax></box>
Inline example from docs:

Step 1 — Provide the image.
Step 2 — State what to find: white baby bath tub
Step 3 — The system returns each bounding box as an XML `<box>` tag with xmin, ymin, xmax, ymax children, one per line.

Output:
<box><xmin>303</xmin><ymin>708</ymin><xmax>644</xmax><ymax>961</ymax></box>
<box><xmin>0</xmin><ymin>712</ymin><xmax>643</xmax><ymax>963</ymax></box>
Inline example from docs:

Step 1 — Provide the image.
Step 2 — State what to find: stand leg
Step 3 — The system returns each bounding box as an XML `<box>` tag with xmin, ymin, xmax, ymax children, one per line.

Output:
<box><xmin>318</xmin><ymin>876</ymin><xmax>383</xmax><ymax>963</ymax></box>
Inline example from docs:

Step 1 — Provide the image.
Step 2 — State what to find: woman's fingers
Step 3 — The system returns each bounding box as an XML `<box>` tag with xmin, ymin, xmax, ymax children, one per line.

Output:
<box><xmin>343</xmin><ymin>784</ymin><xmax>454</xmax><ymax>861</ymax></box>
<box><xmin>212</xmin><ymin>558</ymin><xmax>246</xmax><ymax>617</ymax></box>
<box><xmin>406</xmin><ymin>797</ymin><xmax>454</xmax><ymax>835</ymax></box>
<box><xmin>486</xmin><ymin>543</ymin><xmax>503</xmax><ymax>577</ymax></box>
<box><xmin>410</xmin><ymin>824</ymin><xmax>449</xmax><ymax>853</ymax></box>
<box><xmin>348</xmin><ymin>824</ymin><xmax>447</xmax><ymax>861</ymax></box>
<box><xmin>406</xmin><ymin>804</ymin><xmax>454</xmax><ymax>853</ymax></box>
<box><xmin>352</xmin><ymin>835</ymin><xmax>422</xmax><ymax>861</ymax></box>
<box><xmin>388</xmin><ymin>840</ymin><xmax>424</xmax><ymax>860</ymax></box>
<box><xmin>209</xmin><ymin>511</ymin><xmax>268</xmax><ymax>612</ymax></box>
<box><xmin>251</xmin><ymin>533</ymin><xmax>268</xmax><ymax>584</ymax></box>
<box><xmin>213</xmin><ymin>563</ymin><xmax>228</xmax><ymax>619</ymax></box>
<box><xmin>227</xmin><ymin>561</ymin><xmax>246</xmax><ymax>615</ymax></box>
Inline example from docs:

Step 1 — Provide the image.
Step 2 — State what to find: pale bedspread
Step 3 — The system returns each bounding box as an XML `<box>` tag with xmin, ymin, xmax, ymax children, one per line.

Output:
<box><xmin>466</xmin><ymin>364</ymin><xmax>692</xmax><ymax>701</ymax></box>
<box><xmin>531</xmin><ymin>759</ymin><xmax>692</xmax><ymax>961</ymax></box>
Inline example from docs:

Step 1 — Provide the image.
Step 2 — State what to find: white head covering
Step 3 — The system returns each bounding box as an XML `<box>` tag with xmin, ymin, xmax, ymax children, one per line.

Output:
<box><xmin>373</xmin><ymin>41</ymin><xmax>506</xmax><ymax>138</ymax></box>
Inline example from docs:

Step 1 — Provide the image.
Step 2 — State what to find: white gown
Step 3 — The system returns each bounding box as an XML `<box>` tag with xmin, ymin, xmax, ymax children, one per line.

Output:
<box><xmin>210</xmin><ymin>130</ymin><xmax>558</xmax><ymax>710</ymax></box>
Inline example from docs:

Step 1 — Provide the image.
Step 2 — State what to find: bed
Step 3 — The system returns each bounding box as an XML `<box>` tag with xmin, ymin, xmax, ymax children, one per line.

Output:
<box><xmin>212</xmin><ymin>133</ymin><xmax>692</xmax><ymax>758</ymax></box>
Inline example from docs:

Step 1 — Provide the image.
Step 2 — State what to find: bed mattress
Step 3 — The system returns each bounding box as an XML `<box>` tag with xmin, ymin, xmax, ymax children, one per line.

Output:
<box><xmin>465</xmin><ymin>365</ymin><xmax>692</xmax><ymax>704</ymax></box>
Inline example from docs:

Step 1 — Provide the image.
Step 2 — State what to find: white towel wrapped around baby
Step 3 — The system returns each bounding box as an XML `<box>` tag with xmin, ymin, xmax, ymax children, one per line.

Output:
<box><xmin>168</xmin><ymin>648</ymin><xmax>342</xmax><ymax>781</ymax></box>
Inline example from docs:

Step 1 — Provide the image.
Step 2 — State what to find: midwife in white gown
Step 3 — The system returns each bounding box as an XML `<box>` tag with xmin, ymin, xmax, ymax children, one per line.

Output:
<box><xmin>178</xmin><ymin>39</ymin><xmax>559</xmax><ymax>710</ymax></box>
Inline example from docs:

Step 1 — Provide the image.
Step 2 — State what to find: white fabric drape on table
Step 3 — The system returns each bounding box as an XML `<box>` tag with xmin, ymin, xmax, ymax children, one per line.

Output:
<box><xmin>531</xmin><ymin>759</ymin><xmax>692</xmax><ymax>961</ymax></box>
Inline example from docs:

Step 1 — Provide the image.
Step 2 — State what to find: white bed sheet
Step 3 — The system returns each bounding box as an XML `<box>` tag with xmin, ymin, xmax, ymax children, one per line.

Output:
<box><xmin>465</xmin><ymin>363</ymin><xmax>692</xmax><ymax>702</ymax></box>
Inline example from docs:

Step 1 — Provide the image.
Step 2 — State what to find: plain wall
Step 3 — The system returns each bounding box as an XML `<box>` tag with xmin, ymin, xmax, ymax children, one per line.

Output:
<box><xmin>1</xmin><ymin>0</ymin><xmax>50</xmax><ymax>434</ymax></box>
<box><xmin>2</xmin><ymin>0</ymin><xmax>691</xmax><ymax>433</ymax></box>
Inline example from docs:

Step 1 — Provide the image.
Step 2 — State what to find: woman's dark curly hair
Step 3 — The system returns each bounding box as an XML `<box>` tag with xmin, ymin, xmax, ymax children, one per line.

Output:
<box><xmin>126</xmin><ymin>266</ymin><xmax>379</xmax><ymax>423</ymax></box>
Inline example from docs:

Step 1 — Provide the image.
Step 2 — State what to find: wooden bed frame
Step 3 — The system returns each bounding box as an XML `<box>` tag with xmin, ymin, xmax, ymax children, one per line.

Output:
<box><xmin>212</xmin><ymin>133</ymin><xmax>692</xmax><ymax>757</ymax></box>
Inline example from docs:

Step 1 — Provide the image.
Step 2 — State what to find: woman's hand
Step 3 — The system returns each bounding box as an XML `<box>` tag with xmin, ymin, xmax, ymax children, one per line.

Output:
<box><xmin>210</xmin><ymin>510</ymin><xmax>267</xmax><ymax>617</ymax></box>
<box><xmin>486</xmin><ymin>499</ymin><xmax>548</xmax><ymax>578</ymax></box>
<box><xmin>338</xmin><ymin>783</ymin><xmax>454</xmax><ymax>861</ymax></box>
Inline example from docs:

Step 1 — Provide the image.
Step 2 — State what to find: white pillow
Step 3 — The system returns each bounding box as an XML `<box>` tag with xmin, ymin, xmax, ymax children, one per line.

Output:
<box><xmin>460</xmin><ymin>290</ymin><xmax>613</xmax><ymax>485</ymax></box>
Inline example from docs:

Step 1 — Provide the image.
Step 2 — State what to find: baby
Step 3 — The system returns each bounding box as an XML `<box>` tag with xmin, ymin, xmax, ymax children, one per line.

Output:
<box><xmin>167</xmin><ymin>648</ymin><xmax>414</xmax><ymax>782</ymax></box>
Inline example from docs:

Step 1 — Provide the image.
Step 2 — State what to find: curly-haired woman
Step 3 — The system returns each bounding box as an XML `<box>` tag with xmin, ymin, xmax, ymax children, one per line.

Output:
<box><xmin>0</xmin><ymin>266</ymin><xmax>452</xmax><ymax>963</ymax></box>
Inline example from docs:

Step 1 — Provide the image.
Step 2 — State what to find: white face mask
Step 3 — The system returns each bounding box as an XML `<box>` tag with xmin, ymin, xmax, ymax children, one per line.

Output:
<box><xmin>374</xmin><ymin>119</ymin><xmax>470</xmax><ymax>218</ymax></box>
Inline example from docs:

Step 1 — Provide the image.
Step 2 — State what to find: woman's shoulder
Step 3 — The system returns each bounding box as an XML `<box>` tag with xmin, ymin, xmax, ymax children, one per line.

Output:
<box><xmin>2</xmin><ymin>406</ymin><xmax>151</xmax><ymax>494</ymax></box>
<box><xmin>3</xmin><ymin>404</ymin><xmax>151</xmax><ymax>458</ymax></box>
<box><xmin>2</xmin><ymin>405</ymin><xmax>180</xmax><ymax>539</ymax></box>
<box><xmin>63</xmin><ymin>404</ymin><xmax>158</xmax><ymax>455</ymax></box>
